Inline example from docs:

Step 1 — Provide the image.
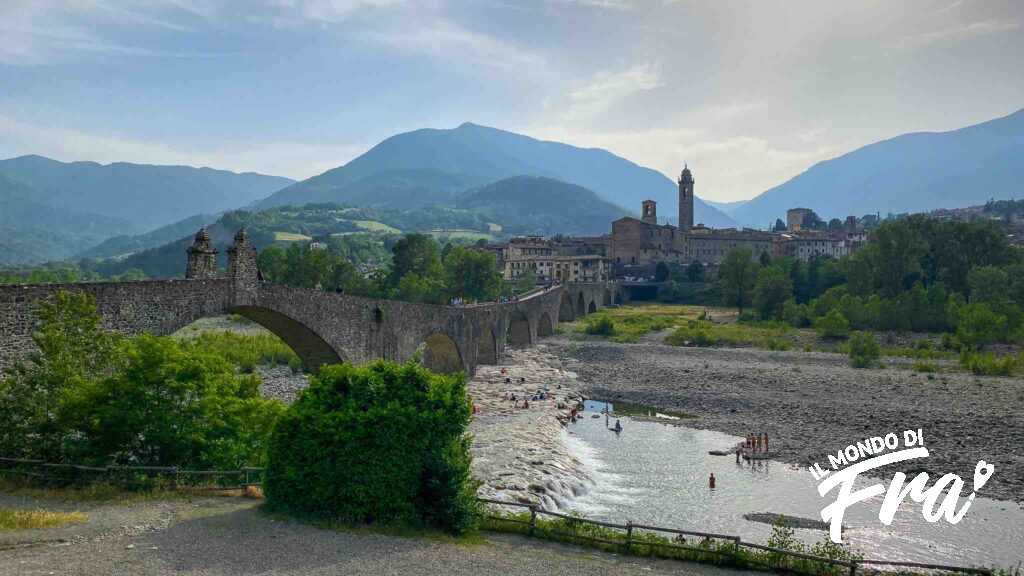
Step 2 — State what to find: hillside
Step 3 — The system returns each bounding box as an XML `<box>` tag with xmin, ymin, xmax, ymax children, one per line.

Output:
<box><xmin>457</xmin><ymin>176</ymin><xmax>628</xmax><ymax>236</ymax></box>
<box><xmin>0</xmin><ymin>174</ymin><xmax>134</xmax><ymax>265</ymax></box>
<box><xmin>258</xmin><ymin>122</ymin><xmax>736</xmax><ymax>228</ymax></box>
<box><xmin>80</xmin><ymin>204</ymin><xmax>494</xmax><ymax>278</ymax></box>
<box><xmin>76</xmin><ymin>212</ymin><xmax>221</xmax><ymax>260</ymax></box>
<box><xmin>732</xmin><ymin>108</ymin><xmax>1024</xmax><ymax>227</ymax></box>
<box><xmin>0</xmin><ymin>155</ymin><xmax>294</xmax><ymax>231</ymax></box>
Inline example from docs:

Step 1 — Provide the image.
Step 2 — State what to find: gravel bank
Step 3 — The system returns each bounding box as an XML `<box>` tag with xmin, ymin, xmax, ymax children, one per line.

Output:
<box><xmin>551</xmin><ymin>337</ymin><xmax>1024</xmax><ymax>504</ymax></box>
<box><xmin>0</xmin><ymin>498</ymin><xmax>744</xmax><ymax>576</ymax></box>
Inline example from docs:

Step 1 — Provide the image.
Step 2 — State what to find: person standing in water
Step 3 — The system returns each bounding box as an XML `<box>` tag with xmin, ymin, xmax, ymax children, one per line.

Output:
<box><xmin>709</xmin><ymin>473</ymin><xmax>716</xmax><ymax>489</ymax></box>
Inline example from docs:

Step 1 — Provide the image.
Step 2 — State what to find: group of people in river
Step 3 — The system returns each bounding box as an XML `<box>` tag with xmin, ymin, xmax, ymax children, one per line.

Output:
<box><xmin>744</xmin><ymin>432</ymin><xmax>770</xmax><ymax>453</ymax></box>
<box><xmin>501</xmin><ymin>370</ymin><xmax>558</xmax><ymax>409</ymax></box>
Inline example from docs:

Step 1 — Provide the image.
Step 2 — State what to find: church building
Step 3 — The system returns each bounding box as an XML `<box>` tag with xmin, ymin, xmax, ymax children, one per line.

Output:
<box><xmin>610</xmin><ymin>165</ymin><xmax>774</xmax><ymax>276</ymax></box>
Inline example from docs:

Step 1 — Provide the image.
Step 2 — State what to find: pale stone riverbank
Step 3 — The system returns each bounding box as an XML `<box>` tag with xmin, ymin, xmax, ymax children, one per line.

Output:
<box><xmin>468</xmin><ymin>346</ymin><xmax>590</xmax><ymax>510</ymax></box>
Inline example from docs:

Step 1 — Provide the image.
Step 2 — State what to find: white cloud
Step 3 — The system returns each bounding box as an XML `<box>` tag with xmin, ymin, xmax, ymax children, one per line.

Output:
<box><xmin>559</xmin><ymin>62</ymin><xmax>663</xmax><ymax>121</ymax></box>
<box><xmin>266</xmin><ymin>0</ymin><xmax>405</xmax><ymax>25</ymax></box>
<box><xmin>0</xmin><ymin>0</ymin><xmax>214</xmax><ymax>65</ymax></box>
<box><xmin>364</xmin><ymin>17</ymin><xmax>546</xmax><ymax>72</ymax></box>
<box><xmin>521</xmin><ymin>122</ymin><xmax>836</xmax><ymax>203</ymax></box>
<box><xmin>0</xmin><ymin>115</ymin><xmax>365</xmax><ymax>180</ymax></box>
<box><xmin>895</xmin><ymin>18</ymin><xmax>1020</xmax><ymax>49</ymax></box>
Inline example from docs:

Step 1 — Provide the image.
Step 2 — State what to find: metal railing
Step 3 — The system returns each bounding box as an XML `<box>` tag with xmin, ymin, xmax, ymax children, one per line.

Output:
<box><xmin>477</xmin><ymin>497</ymin><xmax>993</xmax><ymax>576</ymax></box>
<box><xmin>0</xmin><ymin>458</ymin><xmax>994</xmax><ymax>575</ymax></box>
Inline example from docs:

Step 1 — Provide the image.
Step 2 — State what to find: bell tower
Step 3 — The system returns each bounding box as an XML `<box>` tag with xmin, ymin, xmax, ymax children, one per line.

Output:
<box><xmin>641</xmin><ymin>199</ymin><xmax>658</xmax><ymax>225</ymax></box>
<box><xmin>678</xmin><ymin>164</ymin><xmax>694</xmax><ymax>231</ymax></box>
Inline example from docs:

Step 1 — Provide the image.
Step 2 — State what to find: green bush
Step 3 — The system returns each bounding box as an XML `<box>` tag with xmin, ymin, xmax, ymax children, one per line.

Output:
<box><xmin>62</xmin><ymin>335</ymin><xmax>284</xmax><ymax>469</ymax></box>
<box><xmin>959</xmin><ymin>350</ymin><xmax>1019</xmax><ymax>376</ymax></box>
<box><xmin>264</xmin><ymin>361</ymin><xmax>479</xmax><ymax>534</ymax></box>
<box><xmin>847</xmin><ymin>331</ymin><xmax>880</xmax><ymax>368</ymax></box>
<box><xmin>185</xmin><ymin>330</ymin><xmax>301</xmax><ymax>371</ymax></box>
<box><xmin>814</xmin><ymin>309</ymin><xmax>850</xmax><ymax>340</ymax></box>
<box><xmin>956</xmin><ymin>303</ymin><xmax>1006</xmax><ymax>350</ymax></box>
<box><xmin>0</xmin><ymin>291</ymin><xmax>284</xmax><ymax>470</ymax></box>
<box><xmin>665</xmin><ymin>321</ymin><xmax>719</xmax><ymax>347</ymax></box>
<box><xmin>583</xmin><ymin>314</ymin><xmax>616</xmax><ymax>336</ymax></box>
<box><xmin>912</xmin><ymin>361</ymin><xmax>938</xmax><ymax>373</ymax></box>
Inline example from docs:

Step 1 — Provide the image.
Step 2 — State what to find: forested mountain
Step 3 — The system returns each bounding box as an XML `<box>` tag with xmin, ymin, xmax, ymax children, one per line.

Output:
<box><xmin>76</xmin><ymin>213</ymin><xmax>221</xmax><ymax>260</ymax></box>
<box><xmin>257</xmin><ymin>122</ymin><xmax>736</xmax><ymax>228</ymax></box>
<box><xmin>0</xmin><ymin>155</ymin><xmax>294</xmax><ymax>231</ymax></box>
<box><xmin>0</xmin><ymin>174</ymin><xmax>133</xmax><ymax>265</ymax></box>
<box><xmin>732</xmin><ymin>108</ymin><xmax>1024</xmax><ymax>227</ymax></box>
<box><xmin>457</xmin><ymin>176</ymin><xmax>628</xmax><ymax>236</ymax></box>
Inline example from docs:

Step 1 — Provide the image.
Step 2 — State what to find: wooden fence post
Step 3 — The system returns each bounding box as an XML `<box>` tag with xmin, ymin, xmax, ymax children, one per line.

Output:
<box><xmin>732</xmin><ymin>538</ymin><xmax>740</xmax><ymax>565</ymax></box>
<box><xmin>170</xmin><ymin>467</ymin><xmax>178</xmax><ymax>491</ymax></box>
<box><xmin>624</xmin><ymin>521</ymin><xmax>633</xmax><ymax>554</ymax></box>
<box><xmin>849</xmin><ymin>561</ymin><xmax>858</xmax><ymax>576</ymax></box>
<box><xmin>528</xmin><ymin>506</ymin><xmax>537</xmax><ymax>537</ymax></box>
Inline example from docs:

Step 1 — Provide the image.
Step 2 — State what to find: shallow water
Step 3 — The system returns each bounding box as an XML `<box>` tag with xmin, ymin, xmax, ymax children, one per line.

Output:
<box><xmin>564</xmin><ymin>401</ymin><xmax>1024</xmax><ymax>569</ymax></box>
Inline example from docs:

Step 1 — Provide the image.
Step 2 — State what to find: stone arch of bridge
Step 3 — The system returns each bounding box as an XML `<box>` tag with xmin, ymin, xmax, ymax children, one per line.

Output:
<box><xmin>588</xmin><ymin>300</ymin><xmax>597</xmax><ymax>314</ymax></box>
<box><xmin>507</xmin><ymin>309</ymin><xmax>532</xmax><ymax>347</ymax></box>
<box><xmin>603</xmin><ymin>290</ymin><xmax>611</xmax><ymax>306</ymax></box>
<box><xmin>558</xmin><ymin>291</ymin><xmax>575</xmax><ymax>322</ymax></box>
<box><xmin>420</xmin><ymin>332</ymin><xmax>465</xmax><ymax>374</ymax></box>
<box><xmin>537</xmin><ymin>312</ymin><xmax>554</xmax><ymax>337</ymax></box>
<box><xmin>230</xmin><ymin>305</ymin><xmax>344</xmax><ymax>372</ymax></box>
<box><xmin>576</xmin><ymin>292</ymin><xmax>586</xmax><ymax>316</ymax></box>
<box><xmin>477</xmin><ymin>326</ymin><xmax>498</xmax><ymax>365</ymax></box>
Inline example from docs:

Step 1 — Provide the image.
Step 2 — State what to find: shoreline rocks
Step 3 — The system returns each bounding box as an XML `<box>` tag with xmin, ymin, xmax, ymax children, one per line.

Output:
<box><xmin>468</xmin><ymin>346</ymin><xmax>593</xmax><ymax>511</ymax></box>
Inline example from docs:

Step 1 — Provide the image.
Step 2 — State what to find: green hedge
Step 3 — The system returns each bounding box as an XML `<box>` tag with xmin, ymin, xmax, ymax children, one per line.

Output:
<box><xmin>264</xmin><ymin>360</ymin><xmax>479</xmax><ymax>534</ymax></box>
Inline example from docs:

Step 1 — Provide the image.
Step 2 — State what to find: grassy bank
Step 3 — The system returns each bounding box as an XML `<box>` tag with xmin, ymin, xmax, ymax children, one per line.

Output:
<box><xmin>0</xmin><ymin>508</ymin><xmax>87</xmax><ymax>530</ymax></box>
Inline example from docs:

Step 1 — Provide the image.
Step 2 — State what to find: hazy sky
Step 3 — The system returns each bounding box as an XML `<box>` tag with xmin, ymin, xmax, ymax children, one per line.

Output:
<box><xmin>2</xmin><ymin>0</ymin><xmax>1022</xmax><ymax>201</ymax></box>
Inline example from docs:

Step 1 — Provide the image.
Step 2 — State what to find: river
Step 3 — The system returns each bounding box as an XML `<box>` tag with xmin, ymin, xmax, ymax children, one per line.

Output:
<box><xmin>563</xmin><ymin>401</ymin><xmax>1024</xmax><ymax>569</ymax></box>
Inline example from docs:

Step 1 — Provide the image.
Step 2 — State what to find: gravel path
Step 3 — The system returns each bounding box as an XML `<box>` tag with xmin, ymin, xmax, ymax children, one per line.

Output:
<box><xmin>1</xmin><ymin>497</ymin><xmax>744</xmax><ymax>576</ymax></box>
<box><xmin>551</xmin><ymin>337</ymin><xmax>1024</xmax><ymax>504</ymax></box>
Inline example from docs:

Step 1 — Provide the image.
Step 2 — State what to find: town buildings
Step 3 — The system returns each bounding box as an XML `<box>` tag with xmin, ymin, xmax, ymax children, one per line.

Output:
<box><xmin>490</xmin><ymin>164</ymin><xmax>867</xmax><ymax>284</ymax></box>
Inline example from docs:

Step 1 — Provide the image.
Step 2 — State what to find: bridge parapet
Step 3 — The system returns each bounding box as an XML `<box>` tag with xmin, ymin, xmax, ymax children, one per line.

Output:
<box><xmin>0</xmin><ymin>231</ymin><xmax>619</xmax><ymax>376</ymax></box>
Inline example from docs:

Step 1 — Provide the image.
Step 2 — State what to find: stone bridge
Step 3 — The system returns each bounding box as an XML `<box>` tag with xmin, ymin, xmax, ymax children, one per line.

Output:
<box><xmin>0</xmin><ymin>229</ymin><xmax>623</xmax><ymax>376</ymax></box>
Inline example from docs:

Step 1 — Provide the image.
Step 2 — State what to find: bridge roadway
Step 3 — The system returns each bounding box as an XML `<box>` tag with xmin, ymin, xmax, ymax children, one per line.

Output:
<box><xmin>0</xmin><ymin>229</ymin><xmax>623</xmax><ymax>375</ymax></box>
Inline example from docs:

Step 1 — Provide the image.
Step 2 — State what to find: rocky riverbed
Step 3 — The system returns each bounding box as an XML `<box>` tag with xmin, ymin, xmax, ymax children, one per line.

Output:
<box><xmin>468</xmin><ymin>346</ymin><xmax>591</xmax><ymax>510</ymax></box>
<box><xmin>549</xmin><ymin>336</ymin><xmax>1024</xmax><ymax>504</ymax></box>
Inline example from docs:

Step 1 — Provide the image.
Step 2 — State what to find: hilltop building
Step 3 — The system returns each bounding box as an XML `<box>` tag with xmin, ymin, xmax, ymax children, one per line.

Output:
<box><xmin>610</xmin><ymin>166</ymin><xmax>775</xmax><ymax>275</ymax></box>
<box><xmin>609</xmin><ymin>165</ymin><xmax>866</xmax><ymax>277</ymax></box>
<box><xmin>488</xmin><ymin>236</ymin><xmax>610</xmax><ymax>283</ymax></box>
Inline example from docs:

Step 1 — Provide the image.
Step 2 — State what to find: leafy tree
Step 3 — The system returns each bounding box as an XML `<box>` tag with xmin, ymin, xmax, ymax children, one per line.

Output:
<box><xmin>753</xmin><ymin>266</ymin><xmax>794</xmax><ymax>320</ymax></box>
<box><xmin>264</xmin><ymin>361</ymin><xmax>478</xmax><ymax>534</ymax></box>
<box><xmin>848</xmin><ymin>331</ymin><xmax>880</xmax><ymax>368</ymax></box>
<box><xmin>0</xmin><ymin>291</ymin><xmax>121</xmax><ymax>460</ymax></box>
<box><xmin>718</xmin><ymin>248</ymin><xmax>756</xmax><ymax>313</ymax></box>
<box><xmin>956</xmin><ymin>303</ymin><xmax>1006</xmax><ymax>350</ymax></box>
<box><xmin>814</xmin><ymin>309</ymin><xmax>850</xmax><ymax>339</ymax></box>
<box><xmin>62</xmin><ymin>335</ymin><xmax>284</xmax><ymax>468</ymax></box>
<box><xmin>758</xmin><ymin>250</ymin><xmax>772</xmax><ymax>268</ymax></box>
<box><xmin>654</xmin><ymin>261</ymin><xmax>670</xmax><ymax>282</ymax></box>
<box><xmin>514</xmin><ymin>268</ymin><xmax>537</xmax><ymax>294</ymax></box>
<box><xmin>442</xmin><ymin>246</ymin><xmax>501</xmax><ymax>302</ymax></box>
<box><xmin>685</xmin><ymin>260</ymin><xmax>705</xmax><ymax>283</ymax></box>
<box><xmin>390</xmin><ymin>234</ymin><xmax>442</xmax><ymax>285</ymax></box>
<box><xmin>968</xmin><ymin>266</ymin><xmax>1010</xmax><ymax>305</ymax></box>
<box><xmin>773</xmin><ymin>218</ymin><xmax>787</xmax><ymax>232</ymax></box>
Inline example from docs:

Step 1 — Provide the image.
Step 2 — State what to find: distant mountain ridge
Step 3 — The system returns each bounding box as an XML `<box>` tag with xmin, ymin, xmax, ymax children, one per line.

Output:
<box><xmin>259</xmin><ymin>122</ymin><xmax>737</xmax><ymax>228</ymax></box>
<box><xmin>457</xmin><ymin>176</ymin><xmax>629</xmax><ymax>236</ymax></box>
<box><xmin>0</xmin><ymin>155</ymin><xmax>294</xmax><ymax>232</ymax></box>
<box><xmin>732</xmin><ymin>108</ymin><xmax>1024</xmax><ymax>227</ymax></box>
<box><xmin>0</xmin><ymin>174</ymin><xmax>134</xmax><ymax>265</ymax></box>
